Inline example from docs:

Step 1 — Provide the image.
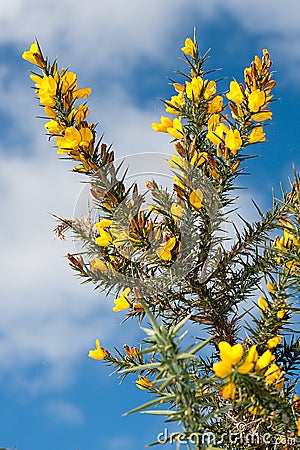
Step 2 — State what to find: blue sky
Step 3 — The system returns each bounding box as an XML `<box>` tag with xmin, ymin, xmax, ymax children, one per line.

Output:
<box><xmin>1</xmin><ymin>1</ymin><xmax>300</xmax><ymax>449</ymax></box>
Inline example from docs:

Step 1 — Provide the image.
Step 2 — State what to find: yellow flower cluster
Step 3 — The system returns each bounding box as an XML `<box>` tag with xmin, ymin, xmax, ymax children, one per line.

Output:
<box><xmin>93</xmin><ymin>205</ymin><xmax>181</xmax><ymax>265</ymax></box>
<box><xmin>22</xmin><ymin>41</ymin><xmax>96</xmax><ymax>173</ymax></box>
<box><xmin>151</xmin><ymin>36</ymin><xmax>275</xmax><ymax>188</ymax></box>
<box><xmin>258</xmin><ymin>280</ymin><xmax>289</xmax><ymax>320</ymax></box>
<box><xmin>227</xmin><ymin>49</ymin><xmax>274</xmax><ymax>123</ymax></box>
<box><xmin>207</xmin><ymin>50</ymin><xmax>274</xmax><ymax>157</ymax></box>
<box><xmin>151</xmin><ymin>37</ymin><xmax>225</xmax><ymax>143</ymax></box>
<box><xmin>213</xmin><ymin>341</ymin><xmax>284</xmax><ymax>402</ymax></box>
<box><xmin>274</xmin><ymin>219</ymin><xmax>300</xmax><ymax>274</ymax></box>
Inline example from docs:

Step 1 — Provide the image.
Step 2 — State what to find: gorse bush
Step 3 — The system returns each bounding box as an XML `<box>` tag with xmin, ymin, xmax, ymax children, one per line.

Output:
<box><xmin>23</xmin><ymin>32</ymin><xmax>300</xmax><ymax>449</ymax></box>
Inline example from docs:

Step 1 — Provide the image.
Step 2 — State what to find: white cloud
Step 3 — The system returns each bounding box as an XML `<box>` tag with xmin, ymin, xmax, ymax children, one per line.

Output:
<box><xmin>1</xmin><ymin>0</ymin><xmax>300</xmax><ymax>78</ymax></box>
<box><xmin>0</xmin><ymin>148</ymin><xmax>141</xmax><ymax>393</ymax></box>
<box><xmin>44</xmin><ymin>399</ymin><xmax>85</xmax><ymax>425</ymax></box>
<box><xmin>106</xmin><ymin>436</ymin><xmax>135</xmax><ymax>450</ymax></box>
<box><xmin>1</xmin><ymin>0</ymin><xmax>187</xmax><ymax>73</ymax></box>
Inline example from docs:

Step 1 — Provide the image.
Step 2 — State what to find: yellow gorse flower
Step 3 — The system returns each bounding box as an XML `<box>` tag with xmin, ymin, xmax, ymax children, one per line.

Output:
<box><xmin>88</xmin><ymin>339</ymin><xmax>110</xmax><ymax>360</ymax></box>
<box><xmin>219</xmin><ymin>342</ymin><xmax>243</xmax><ymax>365</ymax></box>
<box><xmin>221</xmin><ymin>382</ymin><xmax>236</xmax><ymax>400</ymax></box>
<box><xmin>249</xmin><ymin>126</ymin><xmax>266</xmax><ymax>144</ymax></box>
<box><xmin>90</xmin><ymin>258</ymin><xmax>109</xmax><ymax>274</ymax></box>
<box><xmin>30</xmin><ymin>73</ymin><xmax>57</xmax><ymax>106</ymax></box>
<box><xmin>207</xmin><ymin>95</ymin><xmax>223</xmax><ymax>113</ymax></box>
<box><xmin>44</xmin><ymin>120</ymin><xmax>65</xmax><ymax>135</ymax></box>
<box><xmin>226</xmin><ymin>81</ymin><xmax>244</xmax><ymax>104</ymax></box>
<box><xmin>224</xmin><ymin>128</ymin><xmax>242</xmax><ymax>155</ymax></box>
<box><xmin>264</xmin><ymin>363</ymin><xmax>283</xmax><ymax>385</ymax></box>
<box><xmin>165</xmin><ymin>93</ymin><xmax>185</xmax><ymax>115</ymax></box>
<box><xmin>152</xmin><ymin>115</ymin><xmax>184</xmax><ymax>139</ymax></box>
<box><xmin>60</xmin><ymin>69</ymin><xmax>77</xmax><ymax>93</ymax></box>
<box><xmin>267</xmin><ymin>336</ymin><xmax>282</xmax><ymax>349</ymax></box>
<box><xmin>95</xmin><ymin>229</ymin><xmax>113</xmax><ymax>247</ymax></box>
<box><xmin>252</xmin><ymin>110</ymin><xmax>272</xmax><ymax>121</ymax></box>
<box><xmin>186</xmin><ymin>76</ymin><xmax>203</xmax><ymax>102</ymax></box>
<box><xmin>213</xmin><ymin>342</ymin><xmax>244</xmax><ymax>378</ymax></box>
<box><xmin>238</xmin><ymin>345</ymin><xmax>258</xmax><ymax>374</ymax></box>
<box><xmin>258</xmin><ymin>296</ymin><xmax>268</xmax><ymax>311</ymax></box>
<box><xmin>22</xmin><ymin>40</ymin><xmax>45</xmax><ymax>68</ymax></box>
<box><xmin>94</xmin><ymin>220</ymin><xmax>113</xmax><ymax>247</ymax></box>
<box><xmin>207</xmin><ymin>123</ymin><xmax>242</xmax><ymax>154</ymax></box>
<box><xmin>113</xmin><ymin>288</ymin><xmax>132</xmax><ymax>312</ymax></box>
<box><xmin>136</xmin><ymin>375</ymin><xmax>153</xmax><ymax>390</ymax></box>
<box><xmin>181</xmin><ymin>37</ymin><xmax>196</xmax><ymax>56</ymax></box>
<box><xmin>189</xmin><ymin>189</ymin><xmax>203</xmax><ymax>210</ymax></box>
<box><xmin>56</xmin><ymin>126</ymin><xmax>93</xmax><ymax>154</ymax></box>
<box><xmin>255</xmin><ymin>350</ymin><xmax>275</xmax><ymax>371</ymax></box>
<box><xmin>214</xmin><ymin>342</ymin><xmax>259</xmax><ymax>379</ymax></box>
<box><xmin>190</xmin><ymin>151</ymin><xmax>208</xmax><ymax>166</ymax></box>
<box><xmin>74</xmin><ymin>104</ymin><xmax>90</xmax><ymax>126</ymax></box>
<box><xmin>167</xmin><ymin>118</ymin><xmax>183</xmax><ymax>140</ymax></box>
<box><xmin>267</xmin><ymin>281</ymin><xmax>276</xmax><ymax>294</ymax></box>
<box><xmin>170</xmin><ymin>204</ymin><xmax>183</xmax><ymax>223</ymax></box>
<box><xmin>248</xmin><ymin>405</ymin><xmax>266</xmax><ymax>415</ymax></box>
<box><xmin>151</xmin><ymin>116</ymin><xmax>173</xmax><ymax>133</ymax></box>
<box><xmin>168</xmin><ymin>153</ymin><xmax>187</xmax><ymax>170</ymax></box>
<box><xmin>248</xmin><ymin>89</ymin><xmax>266</xmax><ymax>113</ymax></box>
<box><xmin>156</xmin><ymin>237</ymin><xmax>177</xmax><ymax>261</ymax></box>
<box><xmin>277</xmin><ymin>299</ymin><xmax>288</xmax><ymax>319</ymax></box>
<box><xmin>204</xmin><ymin>80</ymin><xmax>217</xmax><ymax>100</ymax></box>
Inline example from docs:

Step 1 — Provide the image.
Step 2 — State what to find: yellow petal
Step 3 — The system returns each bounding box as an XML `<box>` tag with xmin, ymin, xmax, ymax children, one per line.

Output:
<box><xmin>219</xmin><ymin>341</ymin><xmax>243</xmax><ymax>365</ymax></box>
<box><xmin>73</xmin><ymin>87</ymin><xmax>92</xmax><ymax>99</ymax></box>
<box><xmin>168</xmin><ymin>153</ymin><xmax>185</xmax><ymax>169</ymax></box>
<box><xmin>167</xmin><ymin>118</ymin><xmax>183</xmax><ymax>140</ymax></box>
<box><xmin>94</xmin><ymin>219</ymin><xmax>113</xmax><ymax>229</ymax></box>
<box><xmin>136</xmin><ymin>375</ymin><xmax>153</xmax><ymax>390</ymax></box>
<box><xmin>152</xmin><ymin>116</ymin><xmax>173</xmax><ymax>133</ymax></box>
<box><xmin>245</xmin><ymin>345</ymin><xmax>258</xmax><ymax>364</ymax></box>
<box><xmin>90</xmin><ymin>258</ymin><xmax>108</xmax><ymax>274</ymax></box>
<box><xmin>95</xmin><ymin>229</ymin><xmax>113</xmax><ymax>247</ymax></box>
<box><xmin>22</xmin><ymin>40</ymin><xmax>43</xmax><ymax>66</ymax></box>
<box><xmin>189</xmin><ymin>189</ymin><xmax>203</xmax><ymax>210</ymax></box>
<box><xmin>165</xmin><ymin>237</ymin><xmax>176</xmax><ymax>251</ymax></box>
<box><xmin>221</xmin><ymin>382</ymin><xmax>236</xmax><ymax>400</ymax></box>
<box><xmin>226</xmin><ymin>81</ymin><xmax>244</xmax><ymax>104</ymax></box>
<box><xmin>267</xmin><ymin>281</ymin><xmax>276</xmax><ymax>294</ymax></box>
<box><xmin>249</xmin><ymin>126</ymin><xmax>266</xmax><ymax>144</ymax></box>
<box><xmin>207</xmin><ymin>96</ymin><xmax>223</xmax><ymax>113</ymax></box>
<box><xmin>265</xmin><ymin>363</ymin><xmax>282</xmax><ymax>384</ymax></box>
<box><xmin>181</xmin><ymin>38</ymin><xmax>196</xmax><ymax>56</ymax></box>
<box><xmin>258</xmin><ymin>296</ymin><xmax>268</xmax><ymax>311</ymax></box>
<box><xmin>248</xmin><ymin>405</ymin><xmax>266</xmax><ymax>415</ymax></box>
<box><xmin>213</xmin><ymin>361</ymin><xmax>232</xmax><ymax>378</ymax></box>
<box><xmin>171</xmin><ymin>204</ymin><xmax>183</xmax><ymax>223</ymax></box>
<box><xmin>255</xmin><ymin>350</ymin><xmax>275</xmax><ymax>371</ymax></box>
<box><xmin>267</xmin><ymin>336</ymin><xmax>282</xmax><ymax>349</ymax></box>
<box><xmin>112</xmin><ymin>296</ymin><xmax>131</xmax><ymax>312</ymax></box>
<box><xmin>88</xmin><ymin>339</ymin><xmax>109</xmax><ymax>360</ymax></box>
<box><xmin>252</xmin><ymin>111</ymin><xmax>272</xmax><ymax>121</ymax></box>
<box><xmin>248</xmin><ymin>89</ymin><xmax>266</xmax><ymax>112</ymax></box>
<box><xmin>238</xmin><ymin>362</ymin><xmax>254</xmax><ymax>374</ymax></box>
